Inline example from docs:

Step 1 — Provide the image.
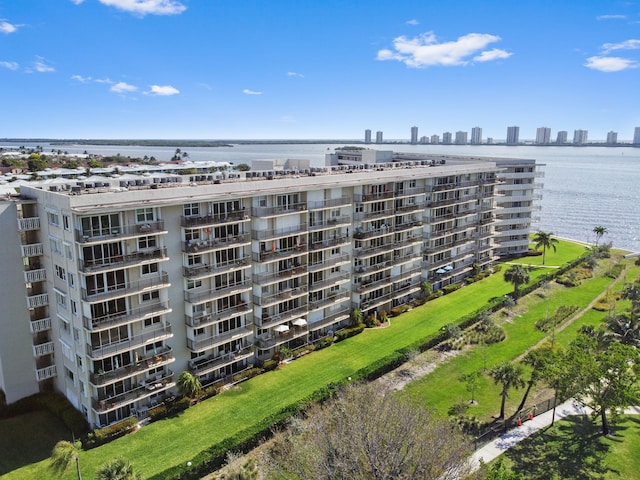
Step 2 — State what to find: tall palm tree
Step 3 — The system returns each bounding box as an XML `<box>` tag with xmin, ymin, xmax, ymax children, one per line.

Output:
<box><xmin>490</xmin><ymin>362</ymin><xmax>525</xmax><ymax>420</ymax></box>
<box><xmin>516</xmin><ymin>347</ymin><xmax>554</xmax><ymax>413</ymax></box>
<box><xmin>96</xmin><ymin>458</ymin><xmax>141</xmax><ymax>480</ymax></box>
<box><xmin>592</xmin><ymin>226</ymin><xmax>608</xmax><ymax>246</ymax></box>
<box><xmin>50</xmin><ymin>440</ymin><xmax>83</xmax><ymax>480</ymax></box>
<box><xmin>503</xmin><ymin>265</ymin><xmax>530</xmax><ymax>302</ymax></box>
<box><xmin>177</xmin><ymin>370</ymin><xmax>203</xmax><ymax>400</ymax></box>
<box><xmin>532</xmin><ymin>231</ymin><xmax>559</xmax><ymax>265</ymax></box>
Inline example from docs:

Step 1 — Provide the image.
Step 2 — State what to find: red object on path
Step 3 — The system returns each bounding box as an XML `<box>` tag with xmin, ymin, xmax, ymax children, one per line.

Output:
<box><xmin>529</xmin><ymin>412</ymin><xmax>534</xmax><ymax>421</ymax></box>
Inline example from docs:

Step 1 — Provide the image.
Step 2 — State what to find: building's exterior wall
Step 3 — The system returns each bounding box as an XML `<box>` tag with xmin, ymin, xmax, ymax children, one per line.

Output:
<box><xmin>0</xmin><ymin>151</ymin><xmax>540</xmax><ymax>427</ymax></box>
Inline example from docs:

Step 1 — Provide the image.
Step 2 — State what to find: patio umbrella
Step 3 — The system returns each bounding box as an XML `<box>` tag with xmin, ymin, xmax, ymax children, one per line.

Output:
<box><xmin>444</xmin><ymin>265</ymin><xmax>454</xmax><ymax>271</ymax></box>
<box><xmin>436</xmin><ymin>268</ymin><xmax>446</xmax><ymax>274</ymax></box>
<box><xmin>274</xmin><ymin>324</ymin><xmax>290</xmax><ymax>333</ymax></box>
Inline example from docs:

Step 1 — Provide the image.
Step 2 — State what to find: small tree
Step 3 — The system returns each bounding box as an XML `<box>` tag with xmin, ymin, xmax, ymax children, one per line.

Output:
<box><xmin>593</xmin><ymin>225</ymin><xmax>608</xmax><ymax>246</ymax></box>
<box><xmin>460</xmin><ymin>370</ymin><xmax>482</xmax><ymax>404</ymax></box>
<box><xmin>420</xmin><ymin>280</ymin><xmax>433</xmax><ymax>298</ymax></box>
<box><xmin>96</xmin><ymin>457</ymin><xmax>142</xmax><ymax>480</ymax></box>
<box><xmin>532</xmin><ymin>231</ymin><xmax>559</xmax><ymax>265</ymax></box>
<box><xmin>177</xmin><ymin>371</ymin><xmax>203</xmax><ymax>401</ymax></box>
<box><xmin>350</xmin><ymin>308</ymin><xmax>364</xmax><ymax>326</ymax></box>
<box><xmin>490</xmin><ymin>362</ymin><xmax>525</xmax><ymax>420</ymax></box>
<box><xmin>503</xmin><ymin>265</ymin><xmax>530</xmax><ymax>303</ymax></box>
<box><xmin>50</xmin><ymin>440</ymin><xmax>83</xmax><ymax>480</ymax></box>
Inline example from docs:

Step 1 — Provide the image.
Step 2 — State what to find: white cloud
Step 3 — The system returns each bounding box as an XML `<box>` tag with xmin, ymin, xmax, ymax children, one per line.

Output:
<box><xmin>287</xmin><ymin>71</ymin><xmax>304</xmax><ymax>78</ymax></box>
<box><xmin>98</xmin><ymin>0</ymin><xmax>186</xmax><ymax>16</ymax></box>
<box><xmin>146</xmin><ymin>85</ymin><xmax>180</xmax><ymax>96</ymax></box>
<box><xmin>71</xmin><ymin>74</ymin><xmax>92</xmax><ymax>82</ymax></box>
<box><xmin>473</xmin><ymin>48</ymin><xmax>513</xmax><ymax>62</ymax></box>
<box><xmin>601</xmin><ymin>39</ymin><xmax>640</xmax><ymax>53</ymax></box>
<box><xmin>243</xmin><ymin>89</ymin><xmax>262</xmax><ymax>95</ymax></box>
<box><xmin>111</xmin><ymin>81</ymin><xmax>138</xmax><ymax>93</ymax></box>
<box><xmin>584</xmin><ymin>56</ymin><xmax>638</xmax><ymax>72</ymax></box>
<box><xmin>0</xmin><ymin>61</ymin><xmax>19</xmax><ymax>70</ymax></box>
<box><xmin>0</xmin><ymin>21</ymin><xmax>20</xmax><ymax>34</ymax></box>
<box><xmin>70</xmin><ymin>0</ymin><xmax>85</xmax><ymax>4</ymax></box>
<box><xmin>406</xmin><ymin>19</ymin><xmax>419</xmax><ymax>25</ymax></box>
<box><xmin>597</xmin><ymin>14</ymin><xmax>626</xmax><ymax>20</ymax></box>
<box><xmin>376</xmin><ymin>31</ymin><xmax>510</xmax><ymax>68</ymax></box>
<box><xmin>33</xmin><ymin>58</ymin><xmax>55</xmax><ymax>73</ymax></box>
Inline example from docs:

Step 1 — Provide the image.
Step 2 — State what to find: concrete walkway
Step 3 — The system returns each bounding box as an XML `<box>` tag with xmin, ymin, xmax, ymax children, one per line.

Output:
<box><xmin>469</xmin><ymin>400</ymin><xmax>640</xmax><ymax>471</ymax></box>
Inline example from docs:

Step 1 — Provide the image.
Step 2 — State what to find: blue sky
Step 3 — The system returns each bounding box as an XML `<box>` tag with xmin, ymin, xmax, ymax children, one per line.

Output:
<box><xmin>2</xmin><ymin>0</ymin><xmax>640</xmax><ymax>140</ymax></box>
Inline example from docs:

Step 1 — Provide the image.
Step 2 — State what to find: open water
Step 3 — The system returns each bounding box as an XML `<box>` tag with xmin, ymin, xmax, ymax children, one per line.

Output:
<box><xmin>5</xmin><ymin>141</ymin><xmax>640</xmax><ymax>254</ymax></box>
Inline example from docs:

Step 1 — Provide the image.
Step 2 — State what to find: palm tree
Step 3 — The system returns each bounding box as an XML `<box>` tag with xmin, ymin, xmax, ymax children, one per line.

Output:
<box><xmin>532</xmin><ymin>231</ymin><xmax>559</xmax><ymax>265</ymax></box>
<box><xmin>621</xmin><ymin>281</ymin><xmax>640</xmax><ymax>316</ymax></box>
<box><xmin>516</xmin><ymin>347</ymin><xmax>553</xmax><ymax>413</ymax></box>
<box><xmin>177</xmin><ymin>371</ymin><xmax>203</xmax><ymax>401</ymax></box>
<box><xmin>96</xmin><ymin>458</ymin><xmax>141</xmax><ymax>480</ymax></box>
<box><xmin>50</xmin><ymin>440</ymin><xmax>83</xmax><ymax>479</ymax></box>
<box><xmin>503</xmin><ymin>265</ymin><xmax>530</xmax><ymax>302</ymax></box>
<box><xmin>489</xmin><ymin>362</ymin><xmax>525</xmax><ymax>419</ymax></box>
<box><xmin>605</xmin><ymin>314</ymin><xmax>640</xmax><ymax>347</ymax></box>
<box><xmin>593</xmin><ymin>226</ymin><xmax>608</xmax><ymax>246</ymax></box>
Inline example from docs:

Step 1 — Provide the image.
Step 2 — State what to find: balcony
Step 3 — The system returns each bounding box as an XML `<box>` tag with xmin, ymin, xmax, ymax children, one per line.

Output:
<box><xmin>184</xmin><ymin>280</ymin><xmax>252</xmax><ymax>304</ymax></box>
<box><xmin>79</xmin><ymin>247</ymin><xmax>168</xmax><ymax>273</ymax></box>
<box><xmin>307</xmin><ymin>196</ymin><xmax>352</xmax><ymax>210</ymax></box>
<box><xmin>308</xmin><ymin>235</ymin><xmax>349</xmax><ymax>251</ymax></box>
<box><xmin>354</xmin><ymin>208</ymin><xmax>396</xmax><ymax>222</ymax></box>
<box><xmin>84</xmin><ymin>301</ymin><xmax>171</xmax><ymax>331</ymax></box>
<box><xmin>181</xmin><ymin>211</ymin><xmax>249</xmax><ymax>228</ymax></box>
<box><xmin>81</xmin><ymin>272</ymin><xmax>170</xmax><ymax>302</ymax></box>
<box><xmin>93</xmin><ymin>371</ymin><xmax>175</xmax><ymax>414</ymax></box>
<box><xmin>184</xmin><ymin>303</ymin><xmax>251</xmax><ymax>328</ymax></box>
<box><xmin>307</xmin><ymin>307</ymin><xmax>351</xmax><ymax>332</ymax></box>
<box><xmin>187</xmin><ymin>326</ymin><xmax>254</xmax><ymax>352</ymax></box>
<box><xmin>183</xmin><ymin>233</ymin><xmax>251</xmax><ymax>254</ymax></box>
<box><xmin>90</xmin><ymin>347</ymin><xmax>175</xmax><ymax>386</ymax></box>
<box><xmin>394</xmin><ymin>186</ymin><xmax>426</xmax><ymax>198</ymax></box>
<box><xmin>354</xmin><ymin>191</ymin><xmax>394</xmax><ymax>202</ymax></box>
<box><xmin>183</xmin><ymin>259</ymin><xmax>250</xmax><ymax>279</ymax></box>
<box><xmin>87</xmin><ymin>324</ymin><xmax>173</xmax><ymax>360</ymax></box>
<box><xmin>354</xmin><ymin>276</ymin><xmax>391</xmax><ymax>294</ymax></box>
<box><xmin>353</xmin><ymin>242</ymin><xmax>394</xmax><ymax>258</ymax></box>
<box><xmin>251</xmin><ymin>202</ymin><xmax>307</xmax><ymax>218</ymax></box>
<box><xmin>254</xmin><ymin>245</ymin><xmax>307</xmax><ymax>263</ymax></box>
<box><xmin>308</xmin><ymin>216</ymin><xmax>351</xmax><ymax>231</ymax></box>
<box><xmin>255</xmin><ymin>327</ymin><xmax>308</xmax><ymax>350</ymax></box>
<box><xmin>394</xmin><ymin>220</ymin><xmax>423</xmax><ymax>232</ymax></box>
<box><xmin>252</xmin><ymin>224</ymin><xmax>307</xmax><ymax>241</ymax></box>
<box><xmin>76</xmin><ymin>220</ymin><xmax>166</xmax><ymax>244</ymax></box>
<box><xmin>308</xmin><ymin>253</ymin><xmax>350</xmax><ymax>272</ymax></box>
<box><xmin>308</xmin><ymin>289</ymin><xmax>350</xmax><ymax>311</ymax></box>
<box><xmin>33</xmin><ymin>341</ymin><xmax>55</xmax><ymax>357</ymax></box>
<box><xmin>30</xmin><ymin>317</ymin><xmax>52</xmax><ymax>333</ymax></box>
<box><xmin>24</xmin><ymin>268</ymin><xmax>47</xmax><ymax>283</ymax></box>
<box><xmin>395</xmin><ymin>201</ymin><xmax>426</xmax><ymax>214</ymax></box>
<box><xmin>21</xmin><ymin>243</ymin><xmax>43</xmax><ymax>257</ymax></box>
<box><xmin>35</xmin><ymin>365</ymin><xmax>57</xmax><ymax>381</ymax></box>
<box><xmin>354</xmin><ymin>259</ymin><xmax>393</xmax><ymax>275</ymax></box>
<box><xmin>253</xmin><ymin>265</ymin><xmax>308</xmax><ymax>285</ymax></box>
<box><xmin>188</xmin><ymin>347</ymin><xmax>254</xmax><ymax>375</ymax></box>
<box><xmin>26</xmin><ymin>293</ymin><xmax>48</xmax><ymax>309</ymax></box>
<box><xmin>352</xmin><ymin>226</ymin><xmax>394</xmax><ymax>240</ymax></box>
<box><xmin>255</xmin><ymin>304</ymin><xmax>309</xmax><ymax>329</ymax></box>
<box><xmin>253</xmin><ymin>285</ymin><xmax>308</xmax><ymax>307</ymax></box>
<box><xmin>17</xmin><ymin>217</ymin><xmax>40</xmax><ymax>231</ymax></box>
<box><xmin>308</xmin><ymin>272</ymin><xmax>350</xmax><ymax>293</ymax></box>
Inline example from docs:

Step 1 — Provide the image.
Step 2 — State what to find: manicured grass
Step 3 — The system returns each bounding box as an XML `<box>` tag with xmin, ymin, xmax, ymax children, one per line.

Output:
<box><xmin>4</xmin><ymin>240</ymin><xmax>618</xmax><ymax>480</ymax></box>
<box><xmin>0</xmin><ymin>411</ymin><xmax>71</xmax><ymax>476</ymax></box>
<box><xmin>400</xmin><ymin>255</ymin><xmax>627</xmax><ymax>421</ymax></box>
<box><xmin>495</xmin><ymin>415</ymin><xmax>640</xmax><ymax>480</ymax></box>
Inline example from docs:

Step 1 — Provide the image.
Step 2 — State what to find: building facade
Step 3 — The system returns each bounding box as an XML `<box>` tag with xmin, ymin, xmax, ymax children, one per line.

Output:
<box><xmin>410</xmin><ymin>126</ymin><xmax>418</xmax><ymax>145</ymax></box>
<box><xmin>364</xmin><ymin>129</ymin><xmax>372</xmax><ymax>144</ymax></box>
<box><xmin>0</xmin><ymin>151</ymin><xmax>541</xmax><ymax>428</ymax></box>
<box><xmin>606</xmin><ymin>131</ymin><xmax>618</xmax><ymax>145</ymax></box>
<box><xmin>634</xmin><ymin>127</ymin><xmax>640</xmax><ymax>145</ymax></box>
<box><xmin>506</xmin><ymin>126</ymin><xmax>520</xmax><ymax>145</ymax></box>
<box><xmin>376</xmin><ymin>131</ymin><xmax>383</xmax><ymax>144</ymax></box>
<box><xmin>535</xmin><ymin>127</ymin><xmax>551</xmax><ymax>145</ymax></box>
<box><xmin>455</xmin><ymin>131</ymin><xmax>468</xmax><ymax>145</ymax></box>
<box><xmin>556</xmin><ymin>131</ymin><xmax>568</xmax><ymax>144</ymax></box>
<box><xmin>470</xmin><ymin>127</ymin><xmax>483</xmax><ymax>145</ymax></box>
<box><xmin>573</xmin><ymin>129</ymin><xmax>588</xmax><ymax>145</ymax></box>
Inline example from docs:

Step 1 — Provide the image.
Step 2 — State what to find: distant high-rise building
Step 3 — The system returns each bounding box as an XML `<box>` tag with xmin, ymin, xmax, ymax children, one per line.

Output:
<box><xmin>410</xmin><ymin>126</ymin><xmax>418</xmax><ymax>145</ymax></box>
<box><xmin>573</xmin><ymin>129</ymin><xmax>588</xmax><ymax>145</ymax></box>
<box><xmin>556</xmin><ymin>131</ymin><xmax>568</xmax><ymax>144</ymax></box>
<box><xmin>430</xmin><ymin>134</ymin><xmax>440</xmax><ymax>145</ymax></box>
<box><xmin>471</xmin><ymin>127</ymin><xmax>483</xmax><ymax>145</ymax></box>
<box><xmin>364</xmin><ymin>129</ymin><xmax>372</xmax><ymax>144</ymax></box>
<box><xmin>535</xmin><ymin>127</ymin><xmax>551</xmax><ymax>145</ymax></box>
<box><xmin>486</xmin><ymin>137</ymin><xmax>494</xmax><ymax>145</ymax></box>
<box><xmin>606</xmin><ymin>131</ymin><xmax>618</xmax><ymax>145</ymax></box>
<box><xmin>442</xmin><ymin>132</ymin><xmax>452</xmax><ymax>144</ymax></box>
<box><xmin>455</xmin><ymin>131</ymin><xmax>468</xmax><ymax>145</ymax></box>
<box><xmin>376</xmin><ymin>131</ymin><xmax>383</xmax><ymax>144</ymax></box>
<box><xmin>633</xmin><ymin>127</ymin><xmax>640</xmax><ymax>145</ymax></box>
<box><xmin>420</xmin><ymin>136</ymin><xmax>429</xmax><ymax>144</ymax></box>
<box><xmin>506</xmin><ymin>126</ymin><xmax>520</xmax><ymax>145</ymax></box>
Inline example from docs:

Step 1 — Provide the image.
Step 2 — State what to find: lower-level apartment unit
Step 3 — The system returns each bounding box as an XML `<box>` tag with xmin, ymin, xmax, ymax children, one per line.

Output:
<box><xmin>0</xmin><ymin>149</ymin><xmax>540</xmax><ymax>428</ymax></box>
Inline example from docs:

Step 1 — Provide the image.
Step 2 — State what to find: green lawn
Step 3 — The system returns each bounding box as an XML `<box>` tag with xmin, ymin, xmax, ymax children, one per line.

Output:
<box><xmin>400</xmin><ymin>254</ymin><xmax>627</xmax><ymax>421</ymax></box>
<box><xmin>7</xmin><ymin>240</ymin><xmax>629</xmax><ymax>480</ymax></box>
<box><xmin>495</xmin><ymin>415</ymin><xmax>640</xmax><ymax>479</ymax></box>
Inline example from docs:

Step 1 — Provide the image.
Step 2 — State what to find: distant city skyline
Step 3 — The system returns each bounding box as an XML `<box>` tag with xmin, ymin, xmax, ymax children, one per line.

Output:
<box><xmin>2</xmin><ymin>2</ymin><xmax>640</xmax><ymax>139</ymax></box>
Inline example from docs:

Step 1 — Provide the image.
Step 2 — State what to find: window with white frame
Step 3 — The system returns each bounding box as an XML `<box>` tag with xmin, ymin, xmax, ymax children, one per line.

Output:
<box><xmin>141</xmin><ymin>263</ymin><xmax>159</xmax><ymax>275</ymax></box>
<box><xmin>55</xmin><ymin>265</ymin><xmax>67</xmax><ymax>281</ymax></box>
<box><xmin>64</xmin><ymin>243</ymin><xmax>73</xmax><ymax>260</ymax></box>
<box><xmin>138</xmin><ymin>235</ymin><xmax>157</xmax><ymax>250</ymax></box>
<box><xmin>63</xmin><ymin>215</ymin><xmax>70</xmax><ymax>230</ymax></box>
<box><xmin>141</xmin><ymin>290</ymin><xmax>160</xmax><ymax>302</ymax></box>
<box><xmin>50</xmin><ymin>238</ymin><xmax>63</xmax><ymax>256</ymax></box>
<box><xmin>144</xmin><ymin>316</ymin><xmax>161</xmax><ymax>328</ymax></box>
<box><xmin>187</xmin><ymin>279</ymin><xmax>202</xmax><ymax>290</ymax></box>
<box><xmin>55</xmin><ymin>291</ymin><xmax>68</xmax><ymax>310</ymax></box>
<box><xmin>184</xmin><ymin>203</ymin><xmax>199</xmax><ymax>216</ymax></box>
<box><xmin>136</xmin><ymin>208</ymin><xmax>154</xmax><ymax>223</ymax></box>
<box><xmin>47</xmin><ymin>211</ymin><xmax>60</xmax><ymax>227</ymax></box>
<box><xmin>68</xmin><ymin>273</ymin><xmax>75</xmax><ymax>289</ymax></box>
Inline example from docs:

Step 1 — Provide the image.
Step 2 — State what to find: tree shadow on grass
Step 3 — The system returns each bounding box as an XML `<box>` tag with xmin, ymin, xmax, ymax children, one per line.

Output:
<box><xmin>505</xmin><ymin>416</ymin><xmax>610</xmax><ymax>480</ymax></box>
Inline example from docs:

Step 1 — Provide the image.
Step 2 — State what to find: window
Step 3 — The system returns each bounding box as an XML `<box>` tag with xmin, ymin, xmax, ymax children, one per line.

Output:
<box><xmin>60</xmin><ymin>318</ymin><xmax>70</xmax><ymax>334</ymax></box>
<box><xmin>71</xmin><ymin>300</ymin><xmax>78</xmax><ymax>316</ymax></box>
<box><xmin>184</xmin><ymin>203</ymin><xmax>199</xmax><ymax>216</ymax></box>
<box><xmin>136</xmin><ymin>208</ymin><xmax>154</xmax><ymax>223</ymax></box>
<box><xmin>55</xmin><ymin>291</ymin><xmax>67</xmax><ymax>310</ymax></box>
<box><xmin>144</xmin><ymin>316</ymin><xmax>161</xmax><ymax>328</ymax></box>
<box><xmin>55</xmin><ymin>265</ymin><xmax>67</xmax><ymax>281</ymax></box>
<box><xmin>74</xmin><ymin>327</ymin><xmax>81</xmax><ymax>343</ymax></box>
<box><xmin>68</xmin><ymin>273</ymin><xmax>75</xmax><ymax>289</ymax></box>
<box><xmin>194</xmin><ymin>327</ymin><xmax>205</xmax><ymax>336</ymax></box>
<box><xmin>141</xmin><ymin>263</ymin><xmax>159</xmax><ymax>275</ymax></box>
<box><xmin>50</xmin><ymin>238</ymin><xmax>63</xmax><ymax>256</ymax></box>
<box><xmin>64</xmin><ymin>243</ymin><xmax>73</xmax><ymax>260</ymax></box>
<box><xmin>138</xmin><ymin>236</ymin><xmax>157</xmax><ymax>250</ymax></box>
<box><xmin>185</xmin><ymin>229</ymin><xmax>200</xmax><ymax>242</ymax></box>
<box><xmin>187</xmin><ymin>279</ymin><xmax>202</xmax><ymax>290</ymax></box>
<box><xmin>47</xmin><ymin>211</ymin><xmax>60</xmax><ymax>227</ymax></box>
<box><xmin>141</xmin><ymin>290</ymin><xmax>160</xmax><ymax>302</ymax></box>
<box><xmin>187</xmin><ymin>254</ymin><xmax>202</xmax><ymax>266</ymax></box>
<box><xmin>63</xmin><ymin>215</ymin><xmax>70</xmax><ymax>230</ymax></box>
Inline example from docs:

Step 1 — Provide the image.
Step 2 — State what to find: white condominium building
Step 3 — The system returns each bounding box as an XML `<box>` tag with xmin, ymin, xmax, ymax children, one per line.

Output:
<box><xmin>0</xmin><ymin>150</ymin><xmax>540</xmax><ymax>428</ymax></box>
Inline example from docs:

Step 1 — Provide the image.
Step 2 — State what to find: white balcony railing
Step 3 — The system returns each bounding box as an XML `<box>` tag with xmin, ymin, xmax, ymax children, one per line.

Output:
<box><xmin>36</xmin><ymin>365</ymin><xmax>57</xmax><ymax>381</ymax></box>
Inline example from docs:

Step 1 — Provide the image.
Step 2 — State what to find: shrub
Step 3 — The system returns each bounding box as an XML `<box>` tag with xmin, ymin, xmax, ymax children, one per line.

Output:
<box><xmin>535</xmin><ymin>305</ymin><xmax>579</xmax><ymax>332</ymax></box>
<box><xmin>335</xmin><ymin>324</ymin><xmax>365</xmax><ymax>342</ymax></box>
<box><xmin>233</xmin><ymin>367</ymin><xmax>262</xmax><ymax>384</ymax></box>
<box><xmin>315</xmin><ymin>335</ymin><xmax>334</xmax><ymax>350</ymax></box>
<box><xmin>262</xmin><ymin>359</ymin><xmax>279</xmax><ymax>371</ymax></box>
<box><xmin>88</xmin><ymin>417</ymin><xmax>138</xmax><ymax>446</ymax></box>
<box><xmin>443</xmin><ymin>283</ymin><xmax>462</xmax><ymax>294</ymax></box>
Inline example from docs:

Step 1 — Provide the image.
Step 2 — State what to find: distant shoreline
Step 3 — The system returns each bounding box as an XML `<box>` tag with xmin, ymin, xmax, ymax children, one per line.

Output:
<box><xmin>1</xmin><ymin>138</ymin><xmax>639</xmax><ymax>148</ymax></box>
